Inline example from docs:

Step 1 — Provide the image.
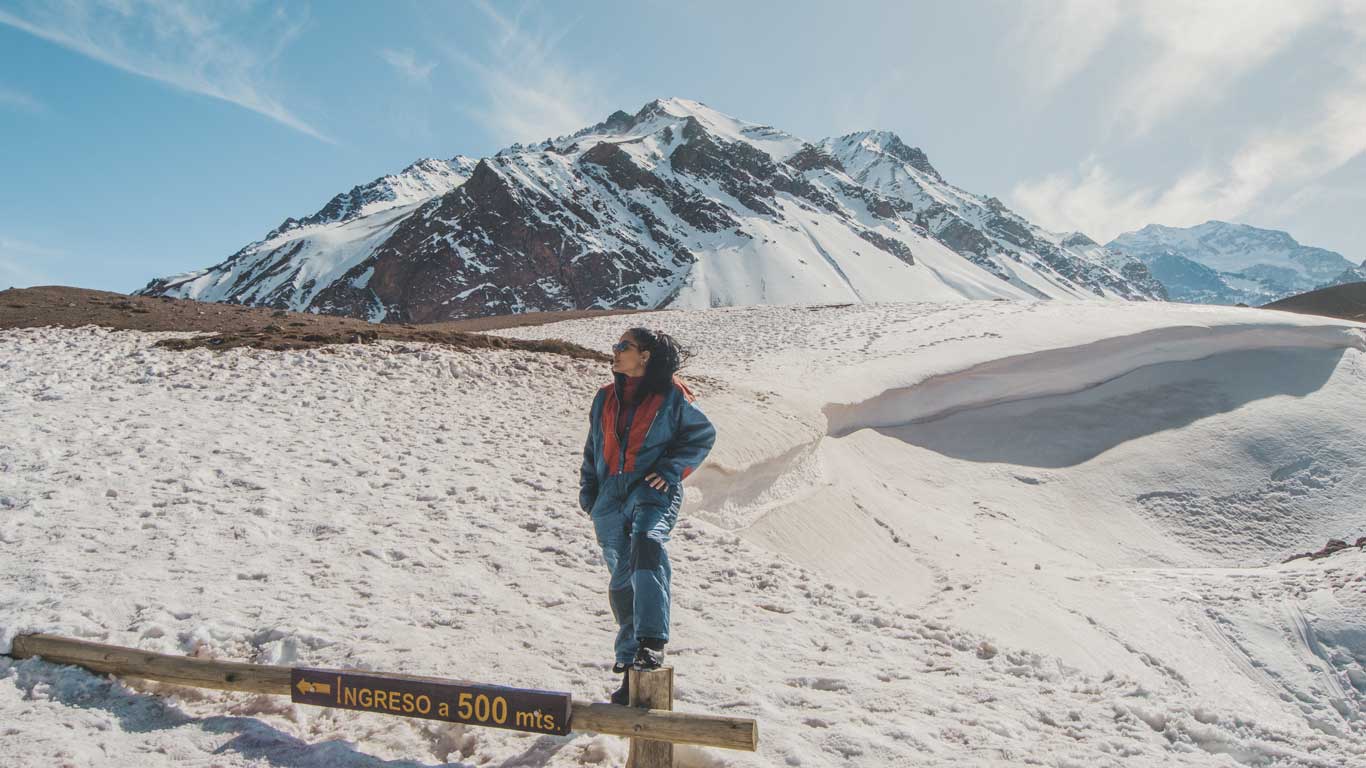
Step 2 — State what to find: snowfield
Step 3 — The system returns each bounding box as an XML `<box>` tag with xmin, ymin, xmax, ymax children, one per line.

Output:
<box><xmin>2</xmin><ymin>301</ymin><xmax>1365</xmax><ymax>767</ymax></box>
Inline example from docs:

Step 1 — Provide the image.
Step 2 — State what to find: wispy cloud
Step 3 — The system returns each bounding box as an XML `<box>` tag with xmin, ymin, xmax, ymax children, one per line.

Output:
<box><xmin>0</xmin><ymin>1</ymin><xmax>330</xmax><ymax>142</ymax></box>
<box><xmin>1272</xmin><ymin>178</ymin><xmax>1366</xmax><ymax>222</ymax></box>
<box><xmin>1010</xmin><ymin>0</ymin><xmax>1122</xmax><ymax>95</ymax></box>
<box><xmin>0</xmin><ymin>83</ymin><xmax>45</xmax><ymax>113</ymax></box>
<box><xmin>1012</xmin><ymin>60</ymin><xmax>1366</xmax><ymax>241</ymax></box>
<box><xmin>0</xmin><ymin>236</ymin><xmax>60</xmax><ymax>288</ymax></box>
<box><xmin>1113</xmin><ymin>0</ymin><xmax>1331</xmax><ymax>135</ymax></box>
<box><xmin>380</xmin><ymin>48</ymin><xmax>436</xmax><ymax>84</ymax></box>
<box><xmin>1010</xmin><ymin>1</ymin><xmax>1366</xmax><ymax>242</ymax></box>
<box><xmin>1015</xmin><ymin>0</ymin><xmax>1332</xmax><ymax>135</ymax></box>
<box><xmin>439</xmin><ymin>0</ymin><xmax>604</xmax><ymax>144</ymax></box>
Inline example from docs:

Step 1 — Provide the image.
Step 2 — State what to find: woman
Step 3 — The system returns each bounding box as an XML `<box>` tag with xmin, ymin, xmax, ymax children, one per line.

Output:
<box><xmin>579</xmin><ymin>327</ymin><xmax>716</xmax><ymax>705</ymax></box>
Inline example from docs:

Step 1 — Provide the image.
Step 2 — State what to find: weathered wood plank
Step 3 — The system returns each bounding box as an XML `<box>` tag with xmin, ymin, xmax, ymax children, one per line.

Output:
<box><xmin>12</xmin><ymin>633</ymin><xmax>291</xmax><ymax>693</ymax></box>
<box><xmin>9</xmin><ymin>633</ymin><xmax>758</xmax><ymax>752</ymax></box>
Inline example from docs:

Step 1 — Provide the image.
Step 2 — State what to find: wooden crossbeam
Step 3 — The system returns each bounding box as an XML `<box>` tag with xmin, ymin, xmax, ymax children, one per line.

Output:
<box><xmin>9</xmin><ymin>633</ymin><xmax>758</xmax><ymax>754</ymax></box>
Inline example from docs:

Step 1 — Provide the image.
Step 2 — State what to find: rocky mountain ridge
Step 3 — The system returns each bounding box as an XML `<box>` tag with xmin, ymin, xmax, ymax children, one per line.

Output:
<box><xmin>138</xmin><ymin>98</ymin><xmax>1165</xmax><ymax>321</ymax></box>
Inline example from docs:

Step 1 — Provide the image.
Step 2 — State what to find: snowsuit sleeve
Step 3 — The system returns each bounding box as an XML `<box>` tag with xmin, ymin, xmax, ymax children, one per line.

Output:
<box><xmin>654</xmin><ymin>396</ymin><xmax>716</xmax><ymax>488</ymax></box>
<box><xmin>579</xmin><ymin>389</ymin><xmax>604</xmax><ymax>513</ymax></box>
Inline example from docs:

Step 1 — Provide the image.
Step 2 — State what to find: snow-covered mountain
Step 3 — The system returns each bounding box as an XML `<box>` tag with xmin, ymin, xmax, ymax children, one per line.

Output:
<box><xmin>137</xmin><ymin>99</ymin><xmax>1164</xmax><ymax>321</ymax></box>
<box><xmin>820</xmin><ymin>131</ymin><xmax>1164</xmax><ymax>301</ymax></box>
<box><xmin>1332</xmin><ymin>260</ymin><xmax>1366</xmax><ymax>287</ymax></box>
<box><xmin>1107</xmin><ymin>221</ymin><xmax>1358</xmax><ymax>305</ymax></box>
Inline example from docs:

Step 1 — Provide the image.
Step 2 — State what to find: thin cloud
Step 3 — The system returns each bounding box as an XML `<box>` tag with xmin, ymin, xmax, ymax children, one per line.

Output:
<box><xmin>0</xmin><ymin>1</ymin><xmax>331</xmax><ymax>143</ymax></box>
<box><xmin>0</xmin><ymin>83</ymin><xmax>45</xmax><ymax>113</ymax></box>
<box><xmin>380</xmin><ymin>48</ymin><xmax>436</xmax><ymax>84</ymax></box>
<box><xmin>1009</xmin><ymin>0</ymin><xmax>1122</xmax><ymax>96</ymax></box>
<box><xmin>1015</xmin><ymin>0</ymin><xmax>1331</xmax><ymax>135</ymax></box>
<box><xmin>1010</xmin><ymin>1</ymin><xmax>1366</xmax><ymax>241</ymax></box>
<box><xmin>1012</xmin><ymin>65</ymin><xmax>1366</xmax><ymax>241</ymax></box>
<box><xmin>1273</xmin><ymin>179</ymin><xmax>1366</xmax><ymax>221</ymax></box>
<box><xmin>443</xmin><ymin>0</ymin><xmax>604</xmax><ymax>144</ymax></box>
<box><xmin>0</xmin><ymin>236</ymin><xmax>60</xmax><ymax>288</ymax></box>
<box><xmin>1114</xmin><ymin>0</ymin><xmax>1330</xmax><ymax>136</ymax></box>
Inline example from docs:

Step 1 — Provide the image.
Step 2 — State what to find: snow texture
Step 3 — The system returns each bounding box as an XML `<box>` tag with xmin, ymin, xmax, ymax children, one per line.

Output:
<box><xmin>2</xmin><ymin>300</ymin><xmax>1365</xmax><ymax>767</ymax></box>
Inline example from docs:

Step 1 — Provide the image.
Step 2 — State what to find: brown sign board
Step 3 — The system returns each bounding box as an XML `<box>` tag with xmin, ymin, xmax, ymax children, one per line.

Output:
<box><xmin>290</xmin><ymin>667</ymin><xmax>572</xmax><ymax>736</ymax></box>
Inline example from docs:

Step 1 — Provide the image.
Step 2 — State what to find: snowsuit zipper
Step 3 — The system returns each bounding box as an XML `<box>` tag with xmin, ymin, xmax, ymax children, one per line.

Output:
<box><xmin>615</xmin><ymin>384</ymin><xmax>630</xmax><ymax>474</ymax></box>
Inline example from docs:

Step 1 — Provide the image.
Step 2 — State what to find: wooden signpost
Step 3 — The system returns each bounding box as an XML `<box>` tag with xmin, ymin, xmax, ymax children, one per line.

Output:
<box><xmin>9</xmin><ymin>633</ymin><xmax>758</xmax><ymax>767</ymax></box>
<box><xmin>289</xmin><ymin>667</ymin><xmax>572</xmax><ymax>736</ymax></box>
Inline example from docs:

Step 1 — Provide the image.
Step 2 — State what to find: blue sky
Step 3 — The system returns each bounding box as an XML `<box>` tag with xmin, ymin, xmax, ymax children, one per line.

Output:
<box><xmin>3</xmin><ymin>0</ymin><xmax>1365</xmax><ymax>292</ymax></box>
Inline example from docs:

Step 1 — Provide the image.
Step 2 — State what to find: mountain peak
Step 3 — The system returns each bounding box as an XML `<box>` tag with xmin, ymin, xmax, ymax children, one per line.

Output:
<box><xmin>639</xmin><ymin>97</ymin><xmax>722</xmax><ymax>120</ymax></box>
<box><xmin>261</xmin><ymin>155</ymin><xmax>477</xmax><ymax>240</ymax></box>
<box><xmin>1061</xmin><ymin>231</ymin><xmax>1099</xmax><ymax>248</ymax></box>
<box><xmin>570</xmin><ymin>98</ymin><xmax>737</xmax><ymax>142</ymax></box>
<box><xmin>829</xmin><ymin>130</ymin><xmax>941</xmax><ymax>180</ymax></box>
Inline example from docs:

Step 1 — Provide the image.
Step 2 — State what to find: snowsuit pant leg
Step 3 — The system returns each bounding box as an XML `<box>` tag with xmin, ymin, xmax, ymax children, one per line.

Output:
<box><xmin>593</xmin><ymin>504</ymin><xmax>638</xmax><ymax>667</ymax></box>
<box><xmin>593</xmin><ymin>486</ymin><xmax>681</xmax><ymax>665</ymax></box>
<box><xmin>628</xmin><ymin>497</ymin><xmax>678</xmax><ymax>644</ymax></box>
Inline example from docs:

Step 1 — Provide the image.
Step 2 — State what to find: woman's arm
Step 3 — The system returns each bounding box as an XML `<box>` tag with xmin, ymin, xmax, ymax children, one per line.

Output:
<box><xmin>651</xmin><ymin>397</ymin><xmax>716</xmax><ymax>488</ymax></box>
<box><xmin>579</xmin><ymin>390</ymin><xmax>603</xmax><ymax>514</ymax></box>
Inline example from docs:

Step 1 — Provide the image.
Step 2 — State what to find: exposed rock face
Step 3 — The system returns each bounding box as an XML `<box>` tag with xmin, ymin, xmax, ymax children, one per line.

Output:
<box><xmin>787</xmin><ymin>143</ymin><xmax>845</xmax><ymax>174</ymax></box>
<box><xmin>138</xmin><ymin>98</ymin><xmax>1165</xmax><ymax>321</ymax></box>
<box><xmin>869</xmin><ymin>130</ymin><xmax>943</xmax><ymax>181</ymax></box>
<box><xmin>1282</xmin><ymin>537</ymin><xmax>1366</xmax><ymax>563</ymax></box>
<box><xmin>363</xmin><ymin>158</ymin><xmax>680</xmax><ymax>322</ymax></box>
<box><xmin>857</xmin><ymin>229</ymin><xmax>916</xmax><ymax>265</ymax></box>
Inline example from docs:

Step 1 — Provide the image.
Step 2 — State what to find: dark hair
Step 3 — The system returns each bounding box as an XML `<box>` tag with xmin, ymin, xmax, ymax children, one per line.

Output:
<box><xmin>625</xmin><ymin>327</ymin><xmax>690</xmax><ymax>397</ymax></box>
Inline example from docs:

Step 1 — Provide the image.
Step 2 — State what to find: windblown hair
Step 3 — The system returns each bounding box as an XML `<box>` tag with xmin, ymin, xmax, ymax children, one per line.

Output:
<box><xmin>625</xmin><ymin>327</ymin><xmax>691</xmax><ymax>398</ymax></box>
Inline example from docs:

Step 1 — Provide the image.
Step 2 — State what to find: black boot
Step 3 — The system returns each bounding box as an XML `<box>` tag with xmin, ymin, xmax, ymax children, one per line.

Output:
<box><xmin>609</xmin><ymin>670</ymin><xmax>630</xmax><ymax>706</ymax></box>
<box><xmin>632</xmin><ymin>637</ymin><xmax>666</xmax><ymax>670</ymax></box>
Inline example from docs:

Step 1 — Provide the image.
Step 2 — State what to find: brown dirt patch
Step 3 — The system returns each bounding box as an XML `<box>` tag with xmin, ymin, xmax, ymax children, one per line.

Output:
<box><xmin>1262</xmin><ymin>281</ymin><xmax>1366</xmax><ymax>323</ymax></box>
<box><xmin>0</xmin><ymin>286</ymin><xmax>648</xmax><ymax>360</ymax></box>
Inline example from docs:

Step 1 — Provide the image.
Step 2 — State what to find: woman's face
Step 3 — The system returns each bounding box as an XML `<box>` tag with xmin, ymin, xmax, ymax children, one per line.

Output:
<box><xmin>611</xmin><ymin>332</ymin><xmax>650</xmax><ymax>376</ymax></box>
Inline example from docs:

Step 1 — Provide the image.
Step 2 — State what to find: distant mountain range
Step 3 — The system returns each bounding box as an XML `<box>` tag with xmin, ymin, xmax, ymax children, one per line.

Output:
<box><xmin>1107</xmin><ymin>221</ymin><xmax>1364</xmax><ymax>306</ymax></box>
<box><xmin>137</xmin><ymin>98</ymin><xmax>1165</xmax><ymax>321</ymax></box>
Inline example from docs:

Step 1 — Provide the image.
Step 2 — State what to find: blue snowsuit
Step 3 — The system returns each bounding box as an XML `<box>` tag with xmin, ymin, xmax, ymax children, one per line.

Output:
<box><xmin>580</xmin><ymin>373</ymin><xmax>716</xmax><ymax>666</ymax></box>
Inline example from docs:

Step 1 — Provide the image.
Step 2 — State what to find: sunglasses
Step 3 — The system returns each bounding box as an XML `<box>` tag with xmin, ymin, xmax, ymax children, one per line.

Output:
<box><xmin>611</xmin><ymin>340</ymin><xmax>637</xmax><ymax>353</ymax></box>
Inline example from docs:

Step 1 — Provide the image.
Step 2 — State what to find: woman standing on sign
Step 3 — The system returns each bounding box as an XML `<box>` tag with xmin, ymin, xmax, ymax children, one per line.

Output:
<box><xmin>579</xmin><ymin>327</ymin><xmax>716</xmax><ymax>706</ymax></box>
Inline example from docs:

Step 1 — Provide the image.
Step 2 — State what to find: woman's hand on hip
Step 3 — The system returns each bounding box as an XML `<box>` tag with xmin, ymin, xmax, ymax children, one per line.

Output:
<box><xmin>644</xmin><ymin>472</ymin><xmax>669</xmax><ymax>491</ymax></box>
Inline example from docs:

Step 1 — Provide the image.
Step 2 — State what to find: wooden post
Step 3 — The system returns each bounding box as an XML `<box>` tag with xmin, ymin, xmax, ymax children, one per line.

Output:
<box><xmin>627</xmin><ymin>667</ymin><xmax>674</xmax><ymax>768</ymax></box>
